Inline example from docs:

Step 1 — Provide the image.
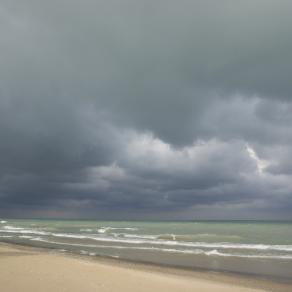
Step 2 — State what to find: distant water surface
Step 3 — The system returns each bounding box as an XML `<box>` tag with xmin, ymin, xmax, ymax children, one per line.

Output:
<box><xmin>1</xmin><ymin>219</ymin><xmax>292</xmax><ymax>281</ymax></box>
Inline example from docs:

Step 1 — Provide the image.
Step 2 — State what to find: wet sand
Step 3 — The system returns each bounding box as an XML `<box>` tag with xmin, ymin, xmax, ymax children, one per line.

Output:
<box><xmin>0</xmin><ymin>243</ymin><xmax>291</xmax><ymax>292</ymax></box>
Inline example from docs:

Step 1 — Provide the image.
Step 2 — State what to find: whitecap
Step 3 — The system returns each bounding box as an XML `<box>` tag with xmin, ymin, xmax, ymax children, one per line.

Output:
<box><xmin>0</xmin><ymin>226</ymin><xmax>50</xmax><ymax>236</ymax></box>
<box><xmin>30</xmin><ymin>237</ymin><xmax>43</xmax><ymax>241</ymax></box>
<box><xmin>19</xmin><ymin>235</ymin><xmax>34</xmax><ymax>239</ymax></box>
<box><xmin>51</xmin><ymin>233</ymin><xmax>87</xmax><ymax>239</ymax></box>
<box><xmin>3</xmin><ymin>226</ymin><xmax>24</xmax><ymax>230</ymax></box>
<box><xmin>204</xmin><ymin>249</ymin><xmax>292</xmax><ymax>260</ymax></box>
<box><xmin>97</xmin><ymin>227</ymin><xmax>138</xmax><ymax>234</ymax></box>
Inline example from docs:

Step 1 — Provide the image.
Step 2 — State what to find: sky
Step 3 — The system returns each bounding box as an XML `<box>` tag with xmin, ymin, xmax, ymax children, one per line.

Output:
<box><xmin>0</xmin><ymin>0</ymin><xmax>292</xmax><ymax>220</ymax></box>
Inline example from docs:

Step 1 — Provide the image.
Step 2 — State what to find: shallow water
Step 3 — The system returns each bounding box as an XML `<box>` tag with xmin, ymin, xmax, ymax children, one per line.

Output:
<box><xmin>1</xmin><ymin>219</ymin><xmax>292</xmax><ymax>280</ymax></box>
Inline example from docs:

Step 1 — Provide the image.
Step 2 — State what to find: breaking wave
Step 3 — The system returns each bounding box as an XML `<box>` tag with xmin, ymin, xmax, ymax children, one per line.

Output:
<box><xmin>21</xmin><ymin>237</ymin><xmax>292</xmax><ymax>260</ymax></box>
<box><xmin>97</xmin><ymin>227</ymin><xmax>138</xmax><ymax>234</ymax></box>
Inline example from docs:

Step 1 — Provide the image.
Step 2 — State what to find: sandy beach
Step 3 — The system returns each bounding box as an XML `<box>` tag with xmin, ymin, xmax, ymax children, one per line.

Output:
<box><xmin>1</xmin><ymin>243</ymin><xmax>291</xmax><ymax>292</ymax></box>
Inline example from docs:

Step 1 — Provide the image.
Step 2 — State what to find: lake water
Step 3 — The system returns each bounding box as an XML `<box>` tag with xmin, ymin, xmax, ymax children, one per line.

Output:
<box><xmin>1</xmin><ymin>219</ymin><xmax>292</xmax><ymax>281</ymax></box>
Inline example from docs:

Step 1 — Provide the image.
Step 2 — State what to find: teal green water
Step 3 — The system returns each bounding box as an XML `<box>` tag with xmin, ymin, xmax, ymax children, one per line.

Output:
<box><xmin>1</xmin><ymin>219</ymin><xmax>292</xmax><ymax>280</ymax></box>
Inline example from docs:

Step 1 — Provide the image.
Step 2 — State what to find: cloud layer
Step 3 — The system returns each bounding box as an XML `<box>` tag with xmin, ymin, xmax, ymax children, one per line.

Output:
<box><xmin>0</xmin><ymin>0</ymin><xmax>292</xmax><ymax>219</ymax></box>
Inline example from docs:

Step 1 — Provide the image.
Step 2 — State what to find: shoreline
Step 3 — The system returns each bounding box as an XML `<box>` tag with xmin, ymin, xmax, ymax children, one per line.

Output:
<box><xmin>3</xmin><ymin>240</ymin><xmax>292</xmax><ymax>283</ymax></box>
<box><xmin>1</xmin><ymin>242</ymin><xmax>292</xmax><ymax>292</ymax></box>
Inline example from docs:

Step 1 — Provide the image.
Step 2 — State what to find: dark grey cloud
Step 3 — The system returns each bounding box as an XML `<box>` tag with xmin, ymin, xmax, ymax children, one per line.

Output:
<box><xmin>0</xmin><ymin>0</ymin><xmax>292</xmax><ymax>219</ymax></box>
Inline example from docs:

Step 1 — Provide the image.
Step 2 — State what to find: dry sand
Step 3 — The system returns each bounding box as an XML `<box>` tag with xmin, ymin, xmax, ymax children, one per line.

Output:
<box><xmin>0</xmin><ymin>244</ymin><xmax>291</xmax><ymax>292</ymax></box>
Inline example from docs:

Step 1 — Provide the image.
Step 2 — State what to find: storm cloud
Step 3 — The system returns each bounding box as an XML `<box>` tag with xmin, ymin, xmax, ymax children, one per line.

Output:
<box><xmin>0</xmin><ymin>0</ymin><xmax>292</xmax><ymax>219</ymax></box>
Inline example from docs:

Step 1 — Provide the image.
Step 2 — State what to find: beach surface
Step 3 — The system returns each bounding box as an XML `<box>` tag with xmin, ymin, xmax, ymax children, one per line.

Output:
<box><xmin>0</xmin><ymin>244</ymin><xmax>291</xmax><ymax>292</ymax></box>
